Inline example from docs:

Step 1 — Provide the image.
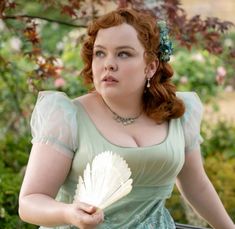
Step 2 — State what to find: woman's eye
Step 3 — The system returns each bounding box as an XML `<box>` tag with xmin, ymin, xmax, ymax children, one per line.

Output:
<box><xmin>118</xmin><ymin>52</ymin><xmax>131</xmax><ymax>58</ymax></box>
<box><xmin>94</xmin><ymin>51</ymin><xmax>105</xmax><ymax>57</ymax></box>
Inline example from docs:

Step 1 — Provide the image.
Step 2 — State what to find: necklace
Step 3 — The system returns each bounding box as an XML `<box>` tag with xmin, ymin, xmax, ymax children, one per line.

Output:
<box><xmin>102</xmin><ymin>98</ymin><xmax>142</xmax><ymax>126</ymax></box>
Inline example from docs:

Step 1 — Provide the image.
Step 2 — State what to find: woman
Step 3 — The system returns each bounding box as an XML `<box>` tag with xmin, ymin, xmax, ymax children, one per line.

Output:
<box><xmin>19</xmin><ymin>8</ymin><xmax>235</xmax><ymax>229</ymax></box>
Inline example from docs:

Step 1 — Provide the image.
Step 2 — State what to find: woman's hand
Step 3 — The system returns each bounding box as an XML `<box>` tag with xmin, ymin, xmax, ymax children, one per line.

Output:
<box><xmin>65</xmin><ymin>201</ymin><xmax>104</xmax><ymax>229</ymax></box>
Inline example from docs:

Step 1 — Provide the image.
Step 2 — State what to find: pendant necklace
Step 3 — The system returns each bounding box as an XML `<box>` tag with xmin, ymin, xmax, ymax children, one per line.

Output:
<box><xmin>102</xmin><ymin>98</ymin><xmax>142</xmax><ymax>126</ymax></box>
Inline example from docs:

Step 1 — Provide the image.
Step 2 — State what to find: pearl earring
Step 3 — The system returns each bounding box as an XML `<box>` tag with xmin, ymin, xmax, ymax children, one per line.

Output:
<box><xmin>147</xmin><ymin>78</ymin><xmax>151</xmax><ymax>88</ymax></box>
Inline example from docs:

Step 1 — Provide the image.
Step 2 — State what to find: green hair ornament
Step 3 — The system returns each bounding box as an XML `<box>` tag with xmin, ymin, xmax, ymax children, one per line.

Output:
<box><xmin>157</xmin><ymin>21</ymin><xmax>173</xmax><ymax>62</ymax></box>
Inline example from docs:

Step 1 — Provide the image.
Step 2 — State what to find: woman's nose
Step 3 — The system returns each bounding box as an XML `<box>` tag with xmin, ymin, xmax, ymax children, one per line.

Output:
<box><xmin>105</xmin><ymin>64</ymin><xmax>118</xmax><ymax>71</ymax></box>
<box><xmin>104</xmin><ymin>57</ymin><xmax>118</xmax><ymax>72</ymax></box>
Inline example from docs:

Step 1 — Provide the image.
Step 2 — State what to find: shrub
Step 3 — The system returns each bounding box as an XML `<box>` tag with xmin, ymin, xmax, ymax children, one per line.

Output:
<box><xmin>0</xmin><ymin>133</ymin><xmax>37</xmax><ymax>229</ymax></box>
<box><xmin>201</xmin><ymin>119</ymin><xmax>235</xmax><ymax>158</ymax></box>
<box><xmin>172</xmin><ymin>48</ymin><xmax>233</xmax><ymax>103</ymax></box>
<box><xmin>204</xmin><ymin>153</ymin><xmax>235</xmax><ymax>222</ymax></box>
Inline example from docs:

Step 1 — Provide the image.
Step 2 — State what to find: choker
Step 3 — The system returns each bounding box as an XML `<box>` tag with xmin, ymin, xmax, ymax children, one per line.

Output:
<box><xmin>102</xmin><ymin>98</ymin><xmax>142</xmax><ymax>126</ymax></box>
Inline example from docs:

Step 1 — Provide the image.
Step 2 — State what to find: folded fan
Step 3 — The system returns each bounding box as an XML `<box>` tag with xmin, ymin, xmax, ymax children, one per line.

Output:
<box><xmin>73</xmin><ymin>151</ymin><xmax>133</xmax><ymax>209</ymax></box>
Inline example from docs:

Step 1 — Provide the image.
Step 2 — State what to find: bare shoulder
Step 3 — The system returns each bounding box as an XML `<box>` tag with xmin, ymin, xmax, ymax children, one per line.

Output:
<box><xmin>74</xmin><ymin>92</ymin><xmax>97</xmax><ymax>105</ymax></box>
<box><xmin>73</xmin><ymin>92</ymin><xmax>102</xmax><ymax>114</ymax></box>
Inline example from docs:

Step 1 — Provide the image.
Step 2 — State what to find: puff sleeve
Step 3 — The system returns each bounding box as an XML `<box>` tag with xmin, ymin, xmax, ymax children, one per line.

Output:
<box><xmin>177</xmin><ymin>92</ymin><xmax>204</xmax><ymax>153</ymax></box>
<box><xmin>30</xmin><ymin>91</ymin><xmax>78</xmax><ymax>158</ymax></box>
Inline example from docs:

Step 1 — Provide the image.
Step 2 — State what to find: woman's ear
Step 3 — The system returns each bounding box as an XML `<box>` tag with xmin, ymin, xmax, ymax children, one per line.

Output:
<box><xmin>147</xmin><ymin>59</ymin><xmax>159</xmax><ymax>78</ymax></box>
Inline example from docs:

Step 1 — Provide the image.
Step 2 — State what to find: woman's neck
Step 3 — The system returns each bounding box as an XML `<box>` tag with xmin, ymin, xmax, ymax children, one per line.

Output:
<box><xmin>96</xmin><ymin>92</ymin><xmax>143</xmax><ymax>119</ymax></box>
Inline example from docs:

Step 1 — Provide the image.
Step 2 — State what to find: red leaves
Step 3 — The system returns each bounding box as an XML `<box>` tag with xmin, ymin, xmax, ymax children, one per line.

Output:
<box><xmin>0</xmin><ymin>0</ymin><xmax>18</xmax><ymax>18</ymax></box>
<box><xmin>36</xmin><ymin>56</ymin><xmax>62</xmax><ymax>79</ymax></box>
<box><xmin>7</xmin><ymin>1</ymin><xmax>17</xmax><ymax>9</ymax></box>
<box><xmin>26</xmin><ymin>55</ymin><xmax>63</xmax><ymax>91</ymax></box>
<box><xmin>22</xmin><ymin>19</ymin><xmax>62</xmax><ymax>80</ymax></box>
<box><xmin>159</xmin><ymin>1</ymin><xmax>235</xmax><ymax>56</ymax></box>
<box><xmin>204</xmin><ymin>32</ymin><xmax>223</xmax><ymax>54</ymax></box>
<box><xmin>21</xmin><ymin>18</ymin><xmax>62</xmax><ymax>88</ymax></box>
<box><xmin>0</xmin><ymin>1</ymin><xmax>7</xmax><ymax>18</ymax></box>
<box><xmin>23</xmin><ymin>21</ymin><xmax>40</xmax><ymax>45</ymax></box>
<box><xmin>68</xmin><ymin>0</ymin><xmax>80</xmax><ymax>9</ymax></box>
<box><xmin>60</xmin><ymin>0</ymin><xmax>83</xmax><ymax>18</ymax></box>
<box><xmin>229</xmin><ymin>48</ymin><xmax>235</xmax><ymax>58</ymax></box>
<box><xmin>61</xmin><ymin>5</ymin><xmax>78</xmax><ymax>18</ymax></box>
<box><xmin>205</xmin><ymin>17</ymin><xmax>234</xmax><ymax>33</ymax></box>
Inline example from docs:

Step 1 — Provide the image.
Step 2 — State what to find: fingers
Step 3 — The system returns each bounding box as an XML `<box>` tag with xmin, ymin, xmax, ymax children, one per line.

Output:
<box><xmin>77</xmin><ymin>201</ymin><xmax>98</xmax><ymax>214</ymax></box>
<box><xmin>71</xmin><ymin>202</ymin><xmax>104</xmax><ymax>228</ymax></box>
<box><xmin>78</xmin><ymin>209</ymin><xmax>104</xmax><ymax>225</ymax></box>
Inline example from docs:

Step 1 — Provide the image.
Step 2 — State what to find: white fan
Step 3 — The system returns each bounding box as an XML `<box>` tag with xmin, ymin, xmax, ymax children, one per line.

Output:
<box><xmin>73</xmin><ymin>151</ymin><xmax>133</xmax><ymax>209</ymax></box>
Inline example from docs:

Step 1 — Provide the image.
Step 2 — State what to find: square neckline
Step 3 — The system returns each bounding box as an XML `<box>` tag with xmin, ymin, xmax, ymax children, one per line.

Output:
<box><xmin>73</xmin><ymin>99</ymin><xmax>173</xmax><ymax>150</ymax></box>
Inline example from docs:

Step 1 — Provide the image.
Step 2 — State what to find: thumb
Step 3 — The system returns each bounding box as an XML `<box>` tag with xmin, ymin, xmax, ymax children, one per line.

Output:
<box><xmin>77</xmin><ymin>201</ymin><xmax>97</xmax><ymax>214</ymax></box>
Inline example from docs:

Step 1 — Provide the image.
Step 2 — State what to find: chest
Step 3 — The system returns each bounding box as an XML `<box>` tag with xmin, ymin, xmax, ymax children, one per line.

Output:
<box><xmin>71</xmin><ymin>113</ymin><xmax>185</xmax><ymax>186</ymax></box>
<box><xmin>75</xmin><ymin>94</ymin><xmax>170</xmax><ymax>148</ymax></box>
<box><xmin>89</xmin><ymin>112</ymin><xmax>168</xmax><ymax>148</ymax></box>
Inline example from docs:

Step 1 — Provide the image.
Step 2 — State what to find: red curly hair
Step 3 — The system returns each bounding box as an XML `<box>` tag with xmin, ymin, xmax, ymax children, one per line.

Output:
<box><xmin>80</xmin><ymin>8</ymin><xmax>185</xmax><ymax>123</ymax></box>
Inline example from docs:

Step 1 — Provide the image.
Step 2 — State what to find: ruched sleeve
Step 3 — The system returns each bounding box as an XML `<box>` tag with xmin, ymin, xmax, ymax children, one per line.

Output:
<box><xmin>177</xmin><ymin>92</ymin><xmax>204</xmax><ymax>153</ymax></box>
<box><xmin>30</xmin><ymin>91</ymin><xmax>78</xmax><ymax>158</ymax></box>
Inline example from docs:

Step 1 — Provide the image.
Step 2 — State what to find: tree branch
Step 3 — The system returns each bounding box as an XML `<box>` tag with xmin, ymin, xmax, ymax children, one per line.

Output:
<box><xmin>3</xmin><ymin>14</ymin><xmax>87</xmax><ymax>28</ymax></box>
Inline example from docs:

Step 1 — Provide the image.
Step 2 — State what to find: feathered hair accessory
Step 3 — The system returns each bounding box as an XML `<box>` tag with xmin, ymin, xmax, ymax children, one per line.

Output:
<box><xmin>73</xmin><ymin>151</ymin><xmax>133</xmax><ymax>209</ymax></box>
<box><xmin>157</xmin><ymin>21</ymin><xmax>173</xmax><ymax>62</ymax></box>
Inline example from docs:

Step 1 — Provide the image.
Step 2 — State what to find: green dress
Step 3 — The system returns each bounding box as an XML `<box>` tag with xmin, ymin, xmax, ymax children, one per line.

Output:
<box><xmin>31</xmin><ymin>91</ymin><xmax>203</xmax><ymax>229</ymax></box>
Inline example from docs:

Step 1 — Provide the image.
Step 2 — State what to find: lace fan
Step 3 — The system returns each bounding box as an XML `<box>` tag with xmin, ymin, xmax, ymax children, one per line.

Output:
<box><xmin>73</xmin><ymin>151</ymin><xmax>133</xmax><ymax>209</ymax></box>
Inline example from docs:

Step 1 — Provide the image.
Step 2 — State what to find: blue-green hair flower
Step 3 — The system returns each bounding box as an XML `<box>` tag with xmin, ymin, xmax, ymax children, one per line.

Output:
<box><xmin>157</xmin><ymin>21</ymin><xmax>173</xmax><ymax>62</ymax></box>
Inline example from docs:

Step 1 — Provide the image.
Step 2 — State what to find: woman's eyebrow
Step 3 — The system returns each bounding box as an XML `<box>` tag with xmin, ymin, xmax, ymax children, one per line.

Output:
<box><xmin>116</xmin><ymin>46</ymin><xmax>136</xmax><ymax>51</ymax></box>
<box><xmin>94</xmin><ymin>44</ymin><xmax>136</xmax><ymax>51</ymax></box>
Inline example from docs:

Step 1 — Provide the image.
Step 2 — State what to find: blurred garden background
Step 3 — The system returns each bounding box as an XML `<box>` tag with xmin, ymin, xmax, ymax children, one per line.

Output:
<box><xmin>0</xmin><ymin>0</ymin><xmax>235</xmax><ymax>228</ymax></box>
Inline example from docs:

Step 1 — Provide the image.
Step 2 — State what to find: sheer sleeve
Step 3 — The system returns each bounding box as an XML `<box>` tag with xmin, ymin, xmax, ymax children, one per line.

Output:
<box><xmin>30</xmin><ymin>91</ymin><xmax>78</xmax><ymax>158</ymax></box>
<box><xmin>177</xmin><ymin>92</ymin><xmax>204</xmax><ymax>153</ymax></box>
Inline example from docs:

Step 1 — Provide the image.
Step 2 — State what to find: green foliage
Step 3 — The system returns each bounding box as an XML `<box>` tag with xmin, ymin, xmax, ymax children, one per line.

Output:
<box><xmin>172</xmin><ymin>48</ymin><xmax>233</xmax><ymax>102</ymax></box>
<box><xmin>166</xmin><ymin>187</ymin><xmax>187</xmax><ymax>223</ymax></box>
<box><xmin>0</xmin><ymin>133</ymin><xmax>36</xmax><ymax>228</ymax></box>
<box><xmin>204</xmin><ymin>154</ymin><xmax>235</xmax><ymax>222</ymax></box>
<box><xmin>201</xmin><ymin>119</ymin><xmax>235</xmax><ymax>158</ymax></box>
<box><xmin>167</xmin><ymin>150</ymin><xmax>235</xmax><ymax>226</ymax></box>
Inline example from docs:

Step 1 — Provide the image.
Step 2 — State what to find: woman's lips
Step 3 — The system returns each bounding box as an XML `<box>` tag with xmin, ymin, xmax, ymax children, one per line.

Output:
<box><xmin>102</xmin><ymin>75</ymin><xmax>119</xmax><ymax>83</ymax></box>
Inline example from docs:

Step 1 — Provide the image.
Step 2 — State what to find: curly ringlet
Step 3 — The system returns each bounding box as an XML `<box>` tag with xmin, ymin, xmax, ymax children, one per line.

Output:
<box><xmin>80</xmin><ymin>8</ymin><xmax>185</xmax><ymax>123</ymax></box>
